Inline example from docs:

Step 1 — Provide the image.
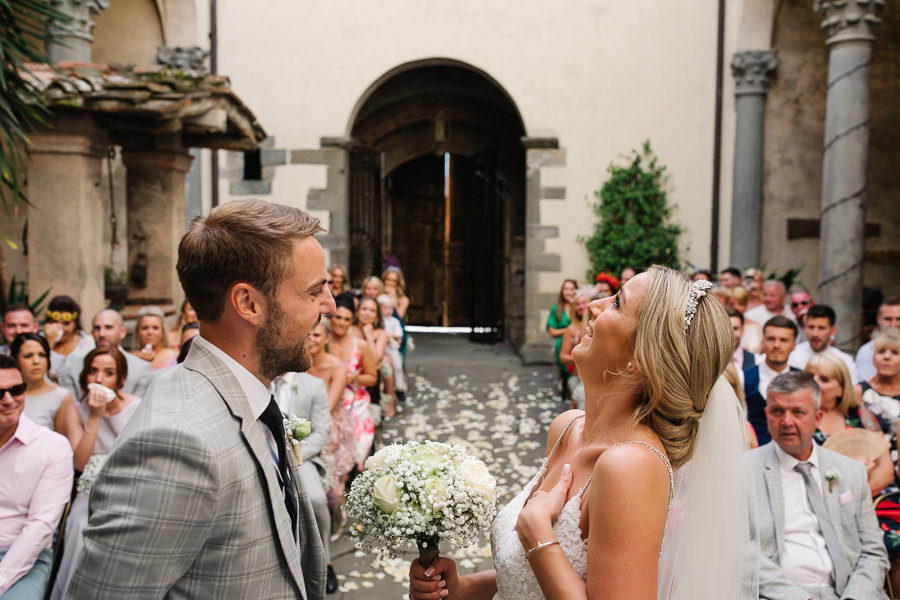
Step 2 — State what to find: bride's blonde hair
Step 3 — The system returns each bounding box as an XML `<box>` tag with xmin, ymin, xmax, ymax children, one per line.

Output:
<box><xmin>631</xmin><ymin>265</ymin><xmax>733</xmax><ymax>469</ymax></box>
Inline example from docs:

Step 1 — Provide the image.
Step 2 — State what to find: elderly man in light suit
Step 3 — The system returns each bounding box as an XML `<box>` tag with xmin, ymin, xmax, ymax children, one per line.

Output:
<box><xmin>746</xmin><ymin>371</ymin><xmax>889</xmax><ymax>600</ymax></box>
<box><xmin>66</xmin><ymin>201</ymin><xmax>335</xmax><ymax>599</ymax></box>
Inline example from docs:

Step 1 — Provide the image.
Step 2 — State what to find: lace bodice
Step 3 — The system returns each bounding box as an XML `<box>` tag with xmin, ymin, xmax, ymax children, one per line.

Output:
<box><xmin>490</xmin><ymin>416</ymin><xmax>673</xmax><ymax>599</ymax></box>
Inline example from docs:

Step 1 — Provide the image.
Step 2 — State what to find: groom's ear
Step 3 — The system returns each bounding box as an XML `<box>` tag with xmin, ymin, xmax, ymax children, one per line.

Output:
<box><xmin>228</xmin><ymin>283</ymin><xmax>265</xmax><ymax>327</ymax></box>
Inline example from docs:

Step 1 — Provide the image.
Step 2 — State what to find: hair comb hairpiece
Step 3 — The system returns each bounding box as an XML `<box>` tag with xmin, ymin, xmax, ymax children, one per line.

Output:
<box><xmin>684</xmin><ymin>279</ymin><xmax>713</xmax><ymax>330</ymax></box>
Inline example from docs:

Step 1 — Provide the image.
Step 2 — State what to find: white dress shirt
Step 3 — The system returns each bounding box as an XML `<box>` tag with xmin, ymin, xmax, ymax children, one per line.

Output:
<box><xmin>774</xmin><ymin>443</ymin><xmax>834</xmax><ymax>588</ymax></box>
<box><xmin>788</xmin><ymin>342</ymin><xmax>859</xmax><ymax>384</ymax></box>
<box><xmin>745</xmin><ymin>304</ymin><xmax>797</xmax><ymax>327</ymax></box>
<box><xmin>752</xmin><ymin>359</ymin><xmax>792</xmax><ymax>399</ymax></box>
<box><xmin>855</xmin><ymin>340</ymin><xmax>876</xmax><ymax>383</ymax></box>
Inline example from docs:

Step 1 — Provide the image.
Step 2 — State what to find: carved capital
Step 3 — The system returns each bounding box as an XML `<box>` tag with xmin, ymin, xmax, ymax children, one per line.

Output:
<box><xmin>814</xmin><ymin>0</ymin><xmax>884</xmax><ymax>45</ymax></box>
<box><xmin>731</xmin><ymin>50</ymin><xmax>778</xmax><ymax>96</ymax></box>
<box><xmin>48</xmin><ymin>0</ymin><xmax>109</xmax><ymax>43</ymax></box>
<box><xmin>156</xmin><ymin>46</ymin><xmax>210</xmax><ymax>72</ymax></box>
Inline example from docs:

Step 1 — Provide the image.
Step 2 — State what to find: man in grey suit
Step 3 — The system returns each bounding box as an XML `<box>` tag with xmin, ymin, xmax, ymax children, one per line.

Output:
<box><xmin>67</xmin><ymin>200</ymin><xmax>335</xmax><ymax>599</ymax></box>
<box><xmin>747</xmin><ymin>371</ymin><xmax>889</xmax><ymax>600</ymax></box>
<box><xmin>59</xmin><ymin>309</ymin><xmax>152</xmax><ymax>399</ymax></box>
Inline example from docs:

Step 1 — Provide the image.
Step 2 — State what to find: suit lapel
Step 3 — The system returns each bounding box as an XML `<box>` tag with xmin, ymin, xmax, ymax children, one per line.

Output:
<box><xmin>762</xmin><ymin>444</ymin><xmax>786</xmax><ymax>558</ymax></box>
<box><xmin>183</xmin><ymin>343</ymin><xmax>309</xmax><ymax>598</ymax></box>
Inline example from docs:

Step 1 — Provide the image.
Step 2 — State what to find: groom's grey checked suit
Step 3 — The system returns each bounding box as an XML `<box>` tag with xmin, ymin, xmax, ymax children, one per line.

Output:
<box><xmin>746</xmin><ymin>442</ymin><xmax>888</xmax><ymax>600</ymax></box>
<box><xmin>66</xmin><ymin>340</ymin><xmax>326</xmax><ymax>599</ymax></box>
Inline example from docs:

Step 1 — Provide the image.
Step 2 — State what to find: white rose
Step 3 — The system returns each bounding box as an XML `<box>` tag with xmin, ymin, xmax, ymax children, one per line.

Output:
<box><xmin>411</xmin><ymin>445</ymin><xmax>446</xmax><ymax>473</ymax></box>
<box><xmin>421</xmin><ymin>476</ymin><xmax>450</xmax><ymax>514</ymax></box>
<box><xmin>373</xmin><ymin>475</ymin><xmax>401</xmax><ymax>515</ymax></box>
<box><xmin>458</xmin><ymin>459</ymin><xmax>496</xmax><ymax>500</ymax></box>
<box><xmin>365</xmin><ymin>444</ymin><xmax>401</xmax><ymax>471</ymax></box>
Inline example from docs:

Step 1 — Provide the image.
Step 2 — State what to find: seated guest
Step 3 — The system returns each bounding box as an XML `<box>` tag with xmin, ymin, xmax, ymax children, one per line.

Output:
<box><xmin>746</xmin><ymin>371</ymin><xmax>889</xmax><ymax>600</ymax></box>
<box><xmin>131</xmin><ymin>306</ymin><xmax>178</xmax><ymax>370</ymax></box>
<box><xmin>11</xmin><ymin>333</ymin><xmax>81</xmax><ymax>449</ymax></box>
<box><xmin>804</xmin><ymin>353</ymin><xmax>891</xmax><ymax>494</ymax></box>
<box><xmin>745</xmin><ymin>280</ymin><xmax>796</xmax><ymax>326</ymax></box>
<box><xmin>50</xmin><ymin>346</ymin><xmax>142</xmax><ymax>600</ymax></box>
<box><xmin>858</xmin><ymin>327</ymin><xmax>900</xmax><ymax>438</ymax></box>
<box><xmin>726</xmin><ymin>307</ymin><xmax>755</xmax><ymax>374</ymax></box>
<box><xmin>790</xmin><ymin>290</ymin><xmax>815</xmax><ymax>343</ymax></box>
<box><xmin>725</xmin><ymin>286</ymin><xmax>762</xmax><ymax>353</ymax></box>
<box><xmin>857</xmin><ymin>297</ymin><xmax>900</xmax><ymax>382</ymax></box>
<box><xmin>59</xmin><ymin>309</ymin><xmax>153</xmax><ymax>400</ymax></box>
<box><xmin>271</xmin><ymin>371</ymin><xmax>337</xmax><ymax>595</ymax></box>
<box><xmin>789</xmin><ymin>304</ymin><xmax>858</xmax><ymax>384</ymax></box>
<box><xmin>44</xmin><ymin>295</ymin><xmax>94</xmax><ymax>383</ymax></box>
<box><xmin>744</xmin><ymin>316</ymin><xmax>798</xmax><ymax>445</ymax></box>
<box><xmin>0</xmin><ymin>354</ymin><xmax>73</xmax><ymax>597</ymax></box>
<box><xmin>0</xmin><ymin>305</ymin><xmax>39</xmax><ymax>356</ymax></box>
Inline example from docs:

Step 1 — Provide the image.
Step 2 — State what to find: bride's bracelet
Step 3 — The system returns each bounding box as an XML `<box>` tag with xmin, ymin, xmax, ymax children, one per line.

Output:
<box><xmin>524</xmin><ymin>540</ymin><xmax>559</xmax><ymax>560</ymax></box>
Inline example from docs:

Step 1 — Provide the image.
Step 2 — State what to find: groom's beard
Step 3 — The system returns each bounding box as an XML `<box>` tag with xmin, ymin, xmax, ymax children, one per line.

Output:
<box><xmin>257</xmin><ymin>299</ymin><xmax>312</xmax><ymax>381</ymax></box>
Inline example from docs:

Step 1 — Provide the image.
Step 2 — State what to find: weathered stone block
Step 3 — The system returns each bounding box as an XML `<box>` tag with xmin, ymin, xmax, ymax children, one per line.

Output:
<box><xmin>229</xmin><ymin>180</ymin><xmax>271</xmax><ymax>195</ymax></box>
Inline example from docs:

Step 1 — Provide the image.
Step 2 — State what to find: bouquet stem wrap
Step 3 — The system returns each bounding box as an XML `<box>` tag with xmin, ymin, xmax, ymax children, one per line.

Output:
<box><xmin>417</xmin><ymin>534</ymin><xmax>440</xmax><ymax>568</ymax></box>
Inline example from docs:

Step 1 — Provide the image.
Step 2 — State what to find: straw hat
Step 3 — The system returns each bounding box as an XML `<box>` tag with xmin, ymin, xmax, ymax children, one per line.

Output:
<box><xmin>822</xmin><ymin>429</ymin><xmax>890</xmax><ymax>463</ymax></box>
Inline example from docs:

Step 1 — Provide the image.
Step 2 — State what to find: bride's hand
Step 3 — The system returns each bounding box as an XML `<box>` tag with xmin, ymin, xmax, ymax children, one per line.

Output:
<box><xmin>515</xmin><ymin>463</ymin><xmax>574</xmax><ymax>550</ymax></box>
<box><xmin>409</xmin><ymin>557</ymin><xmax>459</xmax><ymax>599</ymax></box>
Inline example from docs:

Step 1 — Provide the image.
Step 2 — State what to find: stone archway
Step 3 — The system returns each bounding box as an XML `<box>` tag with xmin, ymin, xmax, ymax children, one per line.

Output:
<box><xmin>347</xmin><ymin>60</ymin><xmax>527</xmax><ymax>345</ymax></box>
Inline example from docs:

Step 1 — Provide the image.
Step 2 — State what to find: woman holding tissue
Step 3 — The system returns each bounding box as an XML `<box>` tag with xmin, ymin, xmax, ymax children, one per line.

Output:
<box><xmin>50</xmin><ymin>346</ymin><xmax>143</xmax><ymax>600</ymax></box>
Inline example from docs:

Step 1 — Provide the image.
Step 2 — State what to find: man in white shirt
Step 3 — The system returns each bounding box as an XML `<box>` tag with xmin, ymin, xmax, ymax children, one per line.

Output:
<box><xmin>857</xmin><ymin>297</ymin><xmax>900</xmax><ymax>382</ymax></box>
<box><xmin>746</xmin><ymin>371</ymin><xmax>888</xmax><ymax>600</ymax></box>
<box><xmin>745</xmin><ymin>316</ymin><xmax>799</xmax><ymax>445</ymax></box>
<box><xmin>746</xmin><ymin>280</ymin><xmax>797</xmax><ymax>326</ymax></box>
<box><xmin>789</xmin><ymin>305</ymin><xmax>859</xmax><ymax>384</ymax></box>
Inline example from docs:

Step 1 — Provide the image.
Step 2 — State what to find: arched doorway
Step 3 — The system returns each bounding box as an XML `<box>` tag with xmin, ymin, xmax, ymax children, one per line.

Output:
<box><xmin>348</xmin><ymin>60</ymin><xmax>526</xmax><ymax>344</ymax></box>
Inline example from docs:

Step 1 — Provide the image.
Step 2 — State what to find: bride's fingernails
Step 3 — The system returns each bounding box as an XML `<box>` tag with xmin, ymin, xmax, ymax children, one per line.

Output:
<box><xmin>562</xmin><ymin>463</ymin><xmax>571</xmax><ymax>475</ymax></box>
<box><xmin>438</xmin><ymin>580</ymin><xmax>446</xmax><ymax>588</ymax></box>
<box><xmin>424</xmin><ymin>567</ymin><xmax>434</xmax><ymax>577</ymax></box>
<box><xmin>440</xmin><ymin>591</ymin><xmax>448</xmax><ymax>598</ymax></box>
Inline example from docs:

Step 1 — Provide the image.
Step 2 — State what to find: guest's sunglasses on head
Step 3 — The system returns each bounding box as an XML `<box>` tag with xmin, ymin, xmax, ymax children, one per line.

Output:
<box><xmin>791</xmin><ymin>300</ymin><xmax>811</xmax><ymax>308</ymax></box>
<box><xmin>0</xmin><ymin>383</ymin><xmax>27</xmax><ymax>397</ymax></box>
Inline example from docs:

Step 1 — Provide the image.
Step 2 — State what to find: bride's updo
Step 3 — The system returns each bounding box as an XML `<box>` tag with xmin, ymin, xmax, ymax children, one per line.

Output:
<box><xmin>631</xmin><ymin>265</ymin><xmax>733</xmax><ymax>469</ymax></box>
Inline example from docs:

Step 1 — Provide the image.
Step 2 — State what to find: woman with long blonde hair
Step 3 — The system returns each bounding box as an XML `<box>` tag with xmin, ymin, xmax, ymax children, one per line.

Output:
<box><xmin>410</xmin><ymin>266</ymin><xmax>752</xmax><ymax>599</ymax></box>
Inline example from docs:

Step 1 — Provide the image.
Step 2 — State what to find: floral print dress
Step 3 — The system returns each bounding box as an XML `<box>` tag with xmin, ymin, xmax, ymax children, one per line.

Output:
<box><xmin>861</xmin><ymin>381</ymin><xmax>900</xmax><ymax>553</ymax></box>
<box><xmin>343</xmin><ymin>338</ymin><xmax>374</xmax><ymax>470</ymax></box>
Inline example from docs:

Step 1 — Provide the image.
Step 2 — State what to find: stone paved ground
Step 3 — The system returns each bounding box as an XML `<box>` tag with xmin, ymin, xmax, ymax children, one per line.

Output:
<box><xmin>328</xmin><ymin>333</ymin><xmax>562</xmax><ymax>599</ymax></box>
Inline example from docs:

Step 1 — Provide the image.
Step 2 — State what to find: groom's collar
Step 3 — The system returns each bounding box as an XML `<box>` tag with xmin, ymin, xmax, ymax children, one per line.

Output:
<box><xmin>193</xmin><ymin>336</ymin><xmax>269</xmax><ymax>420</ymax></box>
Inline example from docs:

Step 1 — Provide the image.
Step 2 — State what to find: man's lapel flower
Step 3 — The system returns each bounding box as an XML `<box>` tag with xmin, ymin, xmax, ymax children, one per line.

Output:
<box><xmin>825</xmin><ymin>467</ymin><xmax>840</xmax><ymax>493</ymax></box>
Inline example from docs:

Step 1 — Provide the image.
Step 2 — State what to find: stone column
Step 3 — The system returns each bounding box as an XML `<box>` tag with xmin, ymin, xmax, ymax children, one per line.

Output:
<box><xmin>47</xmin><ymin>0</ymin><xmax>109</xmax><ymax>63</ymax></box>
<box><xmin>26</xmin><ymin>117</ymin><xmax>107</xmax><ymax>322</ymax></box>
<box><xmin>729</xmin><ymin>50</ymin><xmax>778</xmax><ymax>270</ymax></box>
<box><xmin>123</xmin><ymin>149</ymin><xmax>193</xmax><ymax>310</ymax></box>
<box><xmin>814</xmin><ymin>0</ymin><xmax>883</xmax><ymax>351</ymax></box>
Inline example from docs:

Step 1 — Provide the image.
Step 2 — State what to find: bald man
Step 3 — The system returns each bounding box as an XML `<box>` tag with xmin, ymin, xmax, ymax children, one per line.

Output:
<box><xmin>59</xmin><ymin>310</ymin><xmax>152</xmax><ymax>399</ymax></box>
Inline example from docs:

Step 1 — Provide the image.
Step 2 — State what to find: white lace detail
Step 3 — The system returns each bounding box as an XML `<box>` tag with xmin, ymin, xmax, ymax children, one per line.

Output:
<box><xmin>490</xmin><ymin>416</ymin><xmax>673</xmax><ymax>599</ymax></box>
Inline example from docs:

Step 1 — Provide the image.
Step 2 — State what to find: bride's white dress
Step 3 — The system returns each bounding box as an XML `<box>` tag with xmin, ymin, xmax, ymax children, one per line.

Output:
<box><xmin>490</xmin><ymin>415</ymin><xmax>673</xmax><ymax>599</ymax></box>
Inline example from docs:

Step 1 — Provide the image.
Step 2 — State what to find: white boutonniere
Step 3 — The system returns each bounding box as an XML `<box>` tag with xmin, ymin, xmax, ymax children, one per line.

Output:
<box><xmin>825</xmin><ymin>467</ymin><xmax>840</xmax><ymax>493</ymax></box>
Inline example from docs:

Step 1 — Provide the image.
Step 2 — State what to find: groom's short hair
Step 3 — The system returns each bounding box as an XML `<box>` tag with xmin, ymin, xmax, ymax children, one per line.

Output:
<box><xmin>177</xmin><ymin>200</ymin><xmax>323</xmax><ymax>322</ymax></box>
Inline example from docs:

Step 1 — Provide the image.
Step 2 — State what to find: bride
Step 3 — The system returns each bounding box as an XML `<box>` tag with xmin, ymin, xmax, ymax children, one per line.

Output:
<box><xmin>409</xmin><ymin>265</ymin><xmax>753</xmax><ymax>599</ymax></box>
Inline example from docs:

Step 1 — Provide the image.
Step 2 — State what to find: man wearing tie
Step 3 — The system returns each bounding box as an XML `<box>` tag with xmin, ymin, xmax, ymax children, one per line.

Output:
<box><xmin>747</xmin><ymin>371</ymin><xmax>888</xmax><ymax>600</ymax></box>
<box><xmin>67</xmin><ymin>200</ymin><xmax>335</xmax><ymax>599</ymax></box>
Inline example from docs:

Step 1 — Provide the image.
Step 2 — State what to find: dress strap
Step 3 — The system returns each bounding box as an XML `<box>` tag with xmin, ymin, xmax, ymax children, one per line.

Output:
<box><xmin>609</xmin><ymin>440</ymin><xmax>674</xmax><ymax>505</ymax></box>
<box><xmin>523</xmin><ymin>414</ymin><xmax>585</xmax><ymax>507</ymax></box>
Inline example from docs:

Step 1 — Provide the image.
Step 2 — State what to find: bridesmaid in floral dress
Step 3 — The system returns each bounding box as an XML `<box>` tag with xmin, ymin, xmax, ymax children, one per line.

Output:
<box><xmin>326</xmin><ymin>294</ymin><xmax>377</xmax><ymax>531</ymax></box>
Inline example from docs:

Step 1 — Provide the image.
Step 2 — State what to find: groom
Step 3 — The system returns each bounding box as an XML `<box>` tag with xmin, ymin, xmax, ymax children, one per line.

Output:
<box><xmin>66</xmin><ymin>201</ymin><xmax>336</xmax><ymax>599</ymax></box>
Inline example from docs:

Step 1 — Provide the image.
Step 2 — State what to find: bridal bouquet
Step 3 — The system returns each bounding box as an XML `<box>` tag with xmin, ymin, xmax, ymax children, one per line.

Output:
<box><xmin>76</xmin><ymin>454</ymin><xmax>109</xmax><ymax>496</ymax></box>
<box><xmin>283</xmin><ymin>415</ymin><xmax>312</xmax><ymax>465</ymax></box>
<box><xmin>346</xmin><ymin>440</ymin><xmax>497</xmax><ymax>566</ymax></box>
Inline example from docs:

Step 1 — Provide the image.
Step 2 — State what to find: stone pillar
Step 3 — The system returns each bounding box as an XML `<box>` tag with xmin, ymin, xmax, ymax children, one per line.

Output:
<box><xmin>47</xmin><ymin>0</ymin><xmax>109</xmax><ymax>63</ymax></box>
<box><xmin>27</xmin><ymin>118</ymin><xmax>107</xmax><ymax>322</ymax></box>
<box><xmin>123</xmin><ymin>149</ymin><xmax>193</xmax><ymax>310</ymax></box>
<box><xmin>729</xmin><ymin>49</ymin><xmax>778</xmax><ymax>270</ymax></box>
<box><xmin>814</xmin><ymin>0</ymin><xmax>883</xmax><ymax>351</ymax></box>
<box><xmin>519</xmin><ymin>137</ymin><xmax>565</xmax><ymax>364</ymax></box>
